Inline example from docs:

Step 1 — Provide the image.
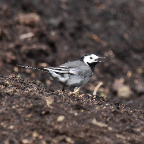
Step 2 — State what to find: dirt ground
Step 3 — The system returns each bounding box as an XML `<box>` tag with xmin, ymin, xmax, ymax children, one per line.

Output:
<box><xmin>0</xmin><ymin>0</ymin><xmax>144</xmax><ymax>143</ymax></box>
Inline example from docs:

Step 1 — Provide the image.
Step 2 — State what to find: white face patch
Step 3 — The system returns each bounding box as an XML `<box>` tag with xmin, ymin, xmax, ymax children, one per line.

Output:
<box><xmin>83</xmin><ymin>54</ymin><xmax>99</xmax><ymax>65</ymax></box>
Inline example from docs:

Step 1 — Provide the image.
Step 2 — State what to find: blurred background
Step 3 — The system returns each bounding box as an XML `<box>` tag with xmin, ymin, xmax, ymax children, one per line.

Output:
<box><xmin>0</xmin><ymin>0</ymin><xmax>144</xmax><ymax>106</ymax></box>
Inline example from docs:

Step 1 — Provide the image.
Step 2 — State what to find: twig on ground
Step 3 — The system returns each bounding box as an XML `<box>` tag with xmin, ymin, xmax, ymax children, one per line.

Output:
<box><xmin>93</xmin><ymin>82</ymin><xmax>103</xmax><ymax>96</ymax></box>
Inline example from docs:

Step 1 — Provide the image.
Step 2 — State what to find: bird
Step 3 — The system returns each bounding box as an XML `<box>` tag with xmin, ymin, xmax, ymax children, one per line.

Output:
<box><xmin>17</xmin><ymin>54</ymin><xmax>104</xmax><ymax>92</ymax></box>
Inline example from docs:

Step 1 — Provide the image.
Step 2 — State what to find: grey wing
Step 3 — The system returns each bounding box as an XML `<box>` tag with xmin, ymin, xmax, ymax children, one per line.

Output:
<box><xmin>44</xmin><ymin>60</ymin><xmax>86</xmax><ymax>75</ymax></box>
<box><xmin>44</xmin><ymin>66</ymin><xmax>78</xmax><ymax>84</ymax></box>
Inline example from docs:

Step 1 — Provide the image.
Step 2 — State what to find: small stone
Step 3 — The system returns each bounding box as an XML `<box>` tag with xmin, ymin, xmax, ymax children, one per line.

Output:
<box><xmin>32</xmin><ymin>131</ymin><xmax>39</xmax><ymax>138</ymax></box>
<box><xmin>65</xmin><ymin>137</ymin><xmax>74</xmax><ymax>144</ymax></box>
<box><xmin>18</xmin><ymin>13</ymin><xmax>40</xmax><ymax>26</ymax></box>
<box><xmin>74</xmin><ymin>112</ymin><xmax>78</xmax><ymax>116</ymax></box>
<box><xmin>117</xmin><ymin>85</ymin><xmax>132</xmax><ymax>99</ymax></box>
<box><xmin>22</xmin><ymin>139</ymin><xmax>33</xmax><ymax>144</ymax></box>
<box><xmin>137</xmin><ymin>68</ymin><xmax>143</xmax><ymax>74</ymax></box>
<box><xmin>127</xmin><ymin>71</ymin><xmax>132</xmax><ymax>78</ymax></box>
<box><xmin>9</xmin><ymin>125</ymin><xmax>14</xmax><ymax>129</ymax></box>
<box><xmin>6</xmin><ymin>81</ymin><xmax>9</xmax><ymax>84</ymax></box>
<box><xmin>46</xmin><ymin>79</ymin><xmax>52</xmax><ymax>86</ymax></box>
<box><xmin>12</xmin><ymin>106</ymin><xmax>16</xmax><ymax>109</ymax></box>
<box><xmin>135</xmin><ymin>81</ymin><xmax>144</xmax><ymax>94</ymax></box>
<box><xmin>57</xmin><ymin>115</ymin><xmax>65</xmax><ymax>122</ymax></box>
<box><xmin>108</xmin><ymin>127</ymin><xmax>113</xmax><ymax>131</ymax></box>
<box><xmin>14</xmin><ymin>66</ymin><xmax>19</xmax><ymax>72</ymax></box>
<box><xmin>116</xmin><ymin>134</ymin><xmax>126</xmax><ymax>140</ymax></box>
<box><xmin>112</xmin><ymin>78</ymin><xmax>124</xmax><ymax>91</ymax></box>
<box><xmin>41</xmin><ymin>140</ymin><xmax>46</xmax><ymax>144</ymax></box>
<box><xmin>112</xmin><ymin>78</ymin><xmax>132</xmax><ymax>99</ymax></box>
<box><xmin>91</xmin><ymin>118</ymin><xmax>107</xmax><ymax>127</ymax></box>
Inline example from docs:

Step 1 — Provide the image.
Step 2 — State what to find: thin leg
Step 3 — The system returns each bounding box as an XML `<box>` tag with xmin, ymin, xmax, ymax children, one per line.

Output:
<box><xmin>73</xmin><ymin>87</ymin><xmax>80</xmax><ymax>93</ymax></box>
<box><xmin>74</xmin><ymin>87</ymin><xmax>79</xmax><ymax>92</ymax></box>
<box><xmin>62</xmin><ymin>86</ymin><xmax>65</xmax><ymax>92</ymax></box>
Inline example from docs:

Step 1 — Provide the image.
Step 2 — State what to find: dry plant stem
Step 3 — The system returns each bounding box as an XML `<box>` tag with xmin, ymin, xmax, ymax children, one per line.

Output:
<box><xmin>93</xmin><ymin>82</ymin><xmax>103</xmax><ymax>96</ymax></box>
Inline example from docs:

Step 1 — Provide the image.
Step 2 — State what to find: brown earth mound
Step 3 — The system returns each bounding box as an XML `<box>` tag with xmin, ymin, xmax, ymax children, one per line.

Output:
<box><xmin>0</xmin><ymin>0</ymin><xmax>144</xmax><ymax>143</ymax></box>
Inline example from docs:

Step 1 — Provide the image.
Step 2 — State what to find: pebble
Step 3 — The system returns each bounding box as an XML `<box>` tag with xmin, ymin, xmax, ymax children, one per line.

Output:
<box><xmin>57</xmin><ymin>115</ymin><xmax>65</xmax><ymax>122</ymax></box>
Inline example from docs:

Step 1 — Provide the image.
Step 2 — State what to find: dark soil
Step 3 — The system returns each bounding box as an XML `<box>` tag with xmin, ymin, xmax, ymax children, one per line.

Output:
<box><xmin>0</xmin><ymin>0</ymin><xmax>144</xmax><ymax>143</ymax></box>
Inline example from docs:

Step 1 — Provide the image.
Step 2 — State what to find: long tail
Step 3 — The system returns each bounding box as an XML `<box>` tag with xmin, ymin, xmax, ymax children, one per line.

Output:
<box><xmin>17</xmin><ymin>64</ymin><xmax>49</xmax><ymax>73</ymax></box>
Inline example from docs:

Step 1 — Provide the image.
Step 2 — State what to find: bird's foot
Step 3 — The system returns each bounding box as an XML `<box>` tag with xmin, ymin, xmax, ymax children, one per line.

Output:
<box><xmin>57</xmin><ymin>90</ymin><xmax>64</xmax><ymax>95</ymax></box>
<box><xmin>68</xmin><ymin>87</ymin><xmax>81</xmax><ymax>95</ymax></box>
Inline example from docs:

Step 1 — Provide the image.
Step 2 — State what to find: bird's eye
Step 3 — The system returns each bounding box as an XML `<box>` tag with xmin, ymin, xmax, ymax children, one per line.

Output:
<box><xmin>90</xmin><ymin>57</ymin><xmax>93</xmax><ymax>59</ymax></box>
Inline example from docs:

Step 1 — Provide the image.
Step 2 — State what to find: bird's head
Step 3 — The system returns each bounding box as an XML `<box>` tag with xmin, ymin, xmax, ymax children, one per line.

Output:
<box><xmin>80</xmin><ymin>54</ymin><xmax>105</xmax><ymax>71</ymax></box>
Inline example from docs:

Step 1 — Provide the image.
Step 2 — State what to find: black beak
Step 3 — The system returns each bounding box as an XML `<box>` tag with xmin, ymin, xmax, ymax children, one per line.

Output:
<box><xmin>97</xmin><ymin>56</ymin><xmax>105</xmax><ymax>62</ymax></box>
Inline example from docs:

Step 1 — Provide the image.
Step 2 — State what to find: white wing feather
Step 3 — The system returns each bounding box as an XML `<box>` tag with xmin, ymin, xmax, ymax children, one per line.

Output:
<box><xmin>44</xmin><ymin>66</ymin><xmax>77</xmax><ymax>74</ymax></box>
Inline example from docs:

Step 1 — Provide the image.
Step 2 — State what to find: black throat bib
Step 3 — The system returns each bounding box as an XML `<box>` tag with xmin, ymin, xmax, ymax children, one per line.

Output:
<box><xmin>87</xmin><ymin>62</ymin><xmax>99</xmax><ymax>72</ymax></box>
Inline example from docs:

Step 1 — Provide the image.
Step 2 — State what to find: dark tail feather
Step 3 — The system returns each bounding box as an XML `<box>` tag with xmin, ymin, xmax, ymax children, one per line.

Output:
<box><xmin>17</xmin><ymin>64</ymin><xmax>49</xmax><ymax>73</ymax></box>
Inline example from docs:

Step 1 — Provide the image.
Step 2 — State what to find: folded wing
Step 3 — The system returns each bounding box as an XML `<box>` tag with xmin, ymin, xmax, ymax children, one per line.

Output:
<box><xmin>44</xmin><ymin>66</ymin><xmax>77</xmax><ymax>74</ymax></box>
